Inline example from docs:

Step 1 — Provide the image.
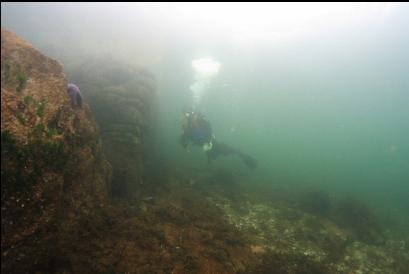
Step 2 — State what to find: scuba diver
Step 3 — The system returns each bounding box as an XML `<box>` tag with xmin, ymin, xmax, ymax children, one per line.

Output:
<box><xmin>180</xmin><ymin>109</ymin><xmax>258</xmax><ymax>169</ymax></box>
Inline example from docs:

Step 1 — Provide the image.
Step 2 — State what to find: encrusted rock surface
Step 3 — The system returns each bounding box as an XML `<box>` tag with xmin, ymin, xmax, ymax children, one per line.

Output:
<box><xmin>1</xmin><ymin>28</ymin><xmax>112</xmax><ymax>273</ymax></box>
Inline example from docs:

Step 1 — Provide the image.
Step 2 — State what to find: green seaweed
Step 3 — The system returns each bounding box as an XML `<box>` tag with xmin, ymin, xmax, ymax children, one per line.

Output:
<box><xmin>1</xmin><ymin>130</ymin><xmax>66</xmax><ymax>194</ymax></box>
<box><xmin>46</xmin><ymin>127</ymin><xmax>58</xmax><ymax>138</ymax></box>
<box><xmin>16</xmin><ymin>72</ymin><xmax>28</xmax><ymax>92</ymax></box>
<box><xmin>16</xmin><ymin>114</ymin><xmax>27</xmax><ymax>125</ymax></box>
<box><xmin>36</xmin><ymin>102</ymin><xmax>45</xmax><ymax>117</ymax></box>
<box><xmin>23</xmin><ymin>95</ymin><xmax>34</xmax><ymax>105</ymax></box>
<box><xmin>34</xmin><ymin>123</ymin><xmax>45</xmax><ymax>135</ymax></box>
<box><xmin>33</xmin><ymin>124</ymin><xmax>57</xmax><ymax>139</ymax></box>
<box><xmin>47</xmin><ymin>113</ymin><xmax>65</xmax><ymax>135</ymax></box>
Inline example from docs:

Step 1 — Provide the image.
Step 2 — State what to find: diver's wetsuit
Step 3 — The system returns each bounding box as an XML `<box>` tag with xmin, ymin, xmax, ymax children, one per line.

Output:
<box><xmin>207</xmin><ymin>141</ymin><xmax>258</xmax><ymax>168</ymax></box>
<box><xmin>180</xmin><ymin>111</ymin><xmax>257</xmax><ymax>169</ymax></box>
<box><xmin>181</xmin><ymin>112</ymin><xmax>213</xmax><ymax>147</ymax></box>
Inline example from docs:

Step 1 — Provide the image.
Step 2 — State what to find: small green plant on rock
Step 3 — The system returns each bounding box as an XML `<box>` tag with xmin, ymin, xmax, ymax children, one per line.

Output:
<box><xmin>23</xmin><ymin>95</ymin><xmax>34</xmax><ymax>105</ymax></box>
<box><xmin>16</xmin><ymin>72</ymin><xmax>28</xmax><ymax>92</ymax></box>
<box><xmin>34</xmin><ymin>123</ymin><xmax>45</xmax><ymax>135</ymax></box>
<box><xmin>46</xmin><ymin>127</ymin><xmax>57</xmax><ymax>138</ymax></box>
<box><xmin>36</xmin><ymin>102</ymin><xmax>45</xmax><ymax>118</ymax></box>
<box><xmin>1</xmin><ymin>130</ymin><xmax>67</xmax><ymax>194</ymax></box>
<box><xmin>16</xmin><ymin>114</ymin><xmax>27</xmax><ymax>125</ymax></box>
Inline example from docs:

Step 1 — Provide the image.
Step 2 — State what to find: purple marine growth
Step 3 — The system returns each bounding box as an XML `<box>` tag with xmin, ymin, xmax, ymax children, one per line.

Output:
<box><xmin>67</xmin><ymin>83</ymin><xmax>83</xmax><ymax>108</ymax></box>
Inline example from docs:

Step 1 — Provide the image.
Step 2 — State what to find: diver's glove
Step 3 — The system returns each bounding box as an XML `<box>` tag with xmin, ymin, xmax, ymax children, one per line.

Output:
<box><xmin>203</xmin><ymin>141</ymin><xmax>213</xmax><ymax>152</ymax></box>
<box><xmin>203</xmin><ymin>134</ymin><xmax>216</xmax><ymax>152</ymax></box>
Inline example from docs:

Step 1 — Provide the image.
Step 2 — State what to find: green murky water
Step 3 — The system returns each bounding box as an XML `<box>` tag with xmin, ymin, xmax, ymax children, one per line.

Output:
<box><xmin>2</xmin><ymin>2</ymin><xmax>408</xmax><ymax>233</ymax></box>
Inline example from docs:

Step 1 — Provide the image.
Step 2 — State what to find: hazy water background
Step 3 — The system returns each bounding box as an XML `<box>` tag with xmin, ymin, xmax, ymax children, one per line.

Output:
<box><xmin>2</xmin><ymin>3</ymin><xmax>408</xmax><ymax>229</ymax></box>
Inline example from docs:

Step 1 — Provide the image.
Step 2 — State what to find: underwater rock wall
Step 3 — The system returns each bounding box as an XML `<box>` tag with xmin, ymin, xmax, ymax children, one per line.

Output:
<box><xmin>66</xmin><ymin>57</ymin><xmax>156</xmax><ymax>199</ymax></box>
<box><xmin>1</xmin><ymin>28</ymin><xmax>112</xmax><ymax>273</ymax></box>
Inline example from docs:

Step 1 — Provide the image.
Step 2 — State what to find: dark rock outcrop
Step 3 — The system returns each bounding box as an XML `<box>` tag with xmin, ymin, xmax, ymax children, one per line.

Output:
<box><xmin>66</xmin><ymin>57</ymin><xmax>156</xmax><ymax>199</ymax></box>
